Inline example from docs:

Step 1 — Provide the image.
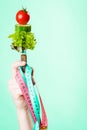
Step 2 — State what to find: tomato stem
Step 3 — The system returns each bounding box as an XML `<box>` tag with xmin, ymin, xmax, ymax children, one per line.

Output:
<box><xmin>22</xmin><ymin>7</ymin><xmax>27</xmax><ymax>12</ymax></box>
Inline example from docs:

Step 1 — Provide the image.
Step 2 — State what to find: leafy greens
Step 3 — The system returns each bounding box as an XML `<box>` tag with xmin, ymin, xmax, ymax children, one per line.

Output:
<box><xmin>8</xmin><ymin>31</ymin><xmax>36</xmax><ymax>52</ymax></box>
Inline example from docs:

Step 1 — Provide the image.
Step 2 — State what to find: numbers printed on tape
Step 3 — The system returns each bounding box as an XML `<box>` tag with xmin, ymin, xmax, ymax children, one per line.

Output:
<box><xmin>15</xmin><ymin>65</ymin><xmax>48</xmax><ymax>129</ymax></box>
<box><xmin>25</xmin><ymin>66</ymin><xmax>40</xmax><ymax>123</ymax></box>
<box><xmin>15</xmin><ymin>71</ymin><xmax>37</xmax><ymax>123</ymax></box>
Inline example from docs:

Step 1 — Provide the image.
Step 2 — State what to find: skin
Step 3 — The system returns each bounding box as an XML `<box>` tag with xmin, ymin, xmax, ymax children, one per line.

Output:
<box><xmin>8</xmin><ymin>61</ymin><xmax>33</xmax><ymax>130</ymax></box>
<box><xmin>8</xmin><ymin>61</ymin><xmax>47</xmax><ymax>130</ymax></box>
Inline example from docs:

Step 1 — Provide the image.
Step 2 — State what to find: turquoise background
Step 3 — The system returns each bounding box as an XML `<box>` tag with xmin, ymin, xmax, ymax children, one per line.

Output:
<box><xmin>0</xmin><ymin>0</ymin><xmax>87</xmax><ymax>129</ymax></box>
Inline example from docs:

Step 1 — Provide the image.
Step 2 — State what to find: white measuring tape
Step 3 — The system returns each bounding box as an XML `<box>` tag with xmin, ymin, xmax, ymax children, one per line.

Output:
<box><xmin>15</xmin><ymin>64</ymin><xmax>48</xmax><ymax>130</ymax></box>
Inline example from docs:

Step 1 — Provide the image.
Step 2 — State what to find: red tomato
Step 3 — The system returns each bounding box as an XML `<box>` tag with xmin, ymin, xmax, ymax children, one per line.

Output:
<box><xmin>16</xmin><ymin>9</ymin><xmax>30</xmax><ymax>25</ymax></box>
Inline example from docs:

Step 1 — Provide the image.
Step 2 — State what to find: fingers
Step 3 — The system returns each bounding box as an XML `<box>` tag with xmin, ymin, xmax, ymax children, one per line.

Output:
<box><xmin>11</xmin><ymin>61</ymin><xmax>26</xmax><ymax>77</ymax></box>
<box><xmin>8</xmin><ymin>79</ymin><xmax>22</xmax><ymax>96</ymax></box>
<box><xmin>11</xmin><ymin>60</ymin><xmax>36</xmax><ymax>85</ymax></box>
<box><xmin>8</xmin><ymin>79</ymin><xmax>21</xmax><ymax>91</ymax></box>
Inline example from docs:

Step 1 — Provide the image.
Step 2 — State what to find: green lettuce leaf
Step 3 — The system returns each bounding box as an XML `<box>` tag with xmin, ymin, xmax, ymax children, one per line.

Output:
<box><xmin>8</xmin><ymin>31</ymin><xmax>37</xmax><ymax>52</ymax></box>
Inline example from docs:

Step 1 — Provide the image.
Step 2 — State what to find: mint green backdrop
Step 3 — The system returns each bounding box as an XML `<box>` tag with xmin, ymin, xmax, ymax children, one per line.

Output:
<box><xmin>0</xmin><ymin>0</ymin><xmax>87</xmax><ymax>130</ymax></box>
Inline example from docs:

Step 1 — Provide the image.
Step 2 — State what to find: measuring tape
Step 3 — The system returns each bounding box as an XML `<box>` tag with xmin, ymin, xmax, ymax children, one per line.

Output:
<box><xmin>15</xmin><ymin>64</ymin><xmax>48</xmax><ymax>130</ymax></box>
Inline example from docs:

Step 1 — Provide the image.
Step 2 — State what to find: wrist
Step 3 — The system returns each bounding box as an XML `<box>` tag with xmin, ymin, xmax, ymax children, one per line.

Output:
<box><xmin>16</xmin><ymin>107</ymin><xmax>33</xmax><ymax>130</ymax></box>
<box><xmin>17</xmin><ymin>107</ymin><xmax>28</xmax><ymax>115</ymax></box>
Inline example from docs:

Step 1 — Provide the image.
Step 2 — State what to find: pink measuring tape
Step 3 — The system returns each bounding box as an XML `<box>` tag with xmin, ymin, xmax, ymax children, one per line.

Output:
<box><xmin>15</xmin><ymin>66</ymin><xmax>48</xmax><ymax>129</ymax></box>
<box><xmin>15</xmin><ymin>70</ymin><xmax>37</xmax><ymax>123</ymax></box>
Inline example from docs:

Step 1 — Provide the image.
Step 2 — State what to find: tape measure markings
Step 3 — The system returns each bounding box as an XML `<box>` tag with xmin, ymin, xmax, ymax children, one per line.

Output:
<box><xmin>15</xmin><ymin>64</ymin><xmax>48</xmax><ymax>129</ymax></box>
<box><xmin>15</xmin><ymin>71</ymin><xmax>37</xmax><ymax>123</ymax></box>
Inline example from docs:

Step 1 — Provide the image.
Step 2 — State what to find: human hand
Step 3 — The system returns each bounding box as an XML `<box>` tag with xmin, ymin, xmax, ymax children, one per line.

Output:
<box><xmin>8</xmin><ymin>61</ymin><xmax>28</xmax><ymax>111</ymax></box>
<box><xmin>8</xmin><ymin>61</ymin><xmax>35</xmax><ymax>130</ymax></box>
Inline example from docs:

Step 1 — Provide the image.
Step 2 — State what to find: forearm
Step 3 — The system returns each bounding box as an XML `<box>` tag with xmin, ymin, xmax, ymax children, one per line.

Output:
<box><xmin>17</xmin><ymin>108</ymin><xmax>33</xmax><ymax>130</ymax></box>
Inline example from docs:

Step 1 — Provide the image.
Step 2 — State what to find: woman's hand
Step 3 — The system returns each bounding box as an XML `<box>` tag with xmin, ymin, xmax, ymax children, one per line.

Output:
<box><xmin>8</xmin><ymin>61</ymin><xmax>28</xmax><ymax>110</ymax></box>
<box><xmin>8</xmin><ymin>61</ymin><xmax>34</xmax><ymax>130</ymax></box>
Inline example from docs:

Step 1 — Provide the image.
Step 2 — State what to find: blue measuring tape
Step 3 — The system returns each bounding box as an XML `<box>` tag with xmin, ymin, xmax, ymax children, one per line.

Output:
<box><xmin>19</xmin><ymin>65</ymin><xmax>41</xmax><ymax>129</ymax></box>
<box><xmin>15</xmin><ymin>61</ymin><xmax>48</xmax><ymax>130</ymax></box>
